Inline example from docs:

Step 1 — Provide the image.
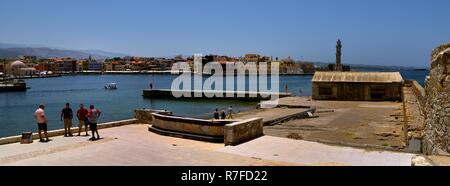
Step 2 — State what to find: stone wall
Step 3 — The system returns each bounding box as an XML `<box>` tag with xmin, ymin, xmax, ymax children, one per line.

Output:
<box><xmin>423</xmin><ymin>43</ymin><xmax>450</xmax><ymax>155</ymax></box>
<box><xmin>151</xmin><ymin>113</ymin><xmax>232</xmax><ymax>137</ymax></box>
<box><xmin>224</xmin><ymin>118</ymin><xmax>264</xmax><ymax>146</ymax></box>
<box><xmin>0</xmin><ymin>119</ymin><xmax>138</xmax><ymax>145</ymax></box>
<box><xmin>134</xmin><ymin>109</ymin><xmax>173</xmax><ymax>124</ymax></box>
<box><xmin>405</xmin><ymin>80</ymin><xmax>426</xmax><ymax>113</ymax></box>
<box><xmin>312</xmin><ymin>82</ymin><xmax>403</xmax><ymax>101</ymax></box>
<box><xmin>411</xmin><ymin>80</ymin><xmax>426</xmax><ymax>111</ymax></box>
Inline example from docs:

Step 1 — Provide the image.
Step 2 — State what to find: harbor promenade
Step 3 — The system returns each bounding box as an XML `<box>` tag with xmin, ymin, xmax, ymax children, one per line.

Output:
<box><xmin>0</xmin><ymin>124</ymin><xmax>417</xmax><ymax>166</ymax></box>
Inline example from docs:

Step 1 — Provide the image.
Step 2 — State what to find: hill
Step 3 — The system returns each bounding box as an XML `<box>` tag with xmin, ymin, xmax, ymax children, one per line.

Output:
<box><xmin>0</xmin><ymin>44</ymin><xmax>127</xmax><ymax>59</ymax></box>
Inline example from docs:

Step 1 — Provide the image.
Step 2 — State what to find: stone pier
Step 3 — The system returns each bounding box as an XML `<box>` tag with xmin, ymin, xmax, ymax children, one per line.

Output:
<box><xmin>143</xmin><ymin>89</ymin><xmax>291</xmax><ymax>101</ymax></box>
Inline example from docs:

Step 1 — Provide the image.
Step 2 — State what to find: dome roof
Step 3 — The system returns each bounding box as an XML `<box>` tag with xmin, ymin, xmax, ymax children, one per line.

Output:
<box><xmin>11</xmin><ymin>60</ymin><xmax>26</xmax><ymax>68</ymax></box>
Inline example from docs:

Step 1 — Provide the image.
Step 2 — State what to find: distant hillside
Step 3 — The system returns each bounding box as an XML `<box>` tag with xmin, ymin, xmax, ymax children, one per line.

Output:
<box><xmin>0</xmin><ymin>45</ymin><xmax>128</xmax><ymax>59</ymax></box>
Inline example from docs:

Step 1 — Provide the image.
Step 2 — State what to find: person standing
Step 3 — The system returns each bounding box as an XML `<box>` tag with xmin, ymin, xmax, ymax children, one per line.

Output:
<box><xmin>227</xmin><ymin>106</ymin><xmax>234</xmax><ymax>119</ymax></box>
<box><xmin>87</xmin><ymin>105</ymin><xmax>102</xmax><ymax>140</ymax></box>
<box><xmin>61</xmin><ymin>103</ymin><xmax>73</xmax><ymax>137</ymax></box>
<box><xmin>76</xmin><ymin>104</ymin><xmax>89</xmax><ymax>136</ymax></box>
<box><xmin>34</xmin><ymin>104</ymin><xmax>50</xmax><ymax>142</ymax></box>
<box><xmin>220</xmin><ymin>110</ymin><xmax>226</xmax><ymax>120</ymax></box>
<box><xmin>213</xmin><ymin>109</ymin><xmax>219</xmax><ymax>120</ymax></box>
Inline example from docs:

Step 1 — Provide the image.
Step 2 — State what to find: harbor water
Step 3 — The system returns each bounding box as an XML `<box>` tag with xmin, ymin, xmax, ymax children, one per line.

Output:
<box><xmin>0</xmin><ymin>70</ymin><xmax>427</xmax><ymax>137</ymax></box>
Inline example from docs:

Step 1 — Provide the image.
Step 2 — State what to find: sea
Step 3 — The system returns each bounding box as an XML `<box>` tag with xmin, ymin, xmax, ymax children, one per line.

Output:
<box><xmin>0</xmin><ymin>70</ymin><xmax>428</xmax><ymax>137</ymax></box>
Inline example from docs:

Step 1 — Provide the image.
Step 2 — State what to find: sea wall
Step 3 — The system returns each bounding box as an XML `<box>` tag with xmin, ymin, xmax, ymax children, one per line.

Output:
<box><xmin>423</xmin><ymin>43</ymin><xmax>450</xmax><ymax>155</ymax></box>
<box><xmin>0</xmin><ymin>119</ymin><xmax>138</xmax><ymax>146</ymax></box>
<box><xmin>224</xmin><ymin>118</ymin><xmax>264</xmax><ymax>146</ymax></box>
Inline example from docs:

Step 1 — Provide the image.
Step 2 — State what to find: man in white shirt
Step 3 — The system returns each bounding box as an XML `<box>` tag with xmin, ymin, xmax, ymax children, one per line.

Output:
<box><xmin>227</xmin><ymin>106</ymin><xmax>234</xmax><ymax>119</ymax></box>
<box><xmin>34</xmin><ymin>104</ymin><xmax>50</xmax><ymax>142</ymax></box>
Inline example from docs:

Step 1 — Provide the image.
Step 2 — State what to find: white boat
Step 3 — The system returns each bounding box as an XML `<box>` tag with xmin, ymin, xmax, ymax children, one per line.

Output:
<box><xmin>105</xmin><ymin>83</ymin><xmax>118</xmax><ymax>90</ymax></box>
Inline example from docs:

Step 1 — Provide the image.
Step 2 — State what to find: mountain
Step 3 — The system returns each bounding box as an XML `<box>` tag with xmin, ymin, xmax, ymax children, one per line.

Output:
<box><xmin>0</xmin><ymin>43</ymin><xmax>128</xmax><ymax>59</ymax></box>
<box><xmin>78</xmin><ymin>49</ymin><xmax>128</xmax><ymax>59</ymax></box>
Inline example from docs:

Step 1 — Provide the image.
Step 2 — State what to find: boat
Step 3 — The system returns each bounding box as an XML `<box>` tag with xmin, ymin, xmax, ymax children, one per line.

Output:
<box><xmin>105</xmin><ymin>83</ymin><xmax>118</xmax><ymax>90</ymax></box>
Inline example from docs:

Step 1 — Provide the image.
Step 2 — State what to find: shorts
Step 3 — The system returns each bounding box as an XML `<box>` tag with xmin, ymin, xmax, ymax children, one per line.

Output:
<box><xmin>37</xmin><ymin>123</ymin><xmax>47</xmax><ymax>131</ymax></box>
<box><xmin>78</xmin><ymin>120</ymin><xmax>87</xmax><ymax>127</ymax></box>
<box><xmin>89</xmin><ymin>122</ymin><xmax>98</xmax><ymax>130</ymax></box>
<box><xmin>64</xmin><ymin>118</ymin><xmax>72</xmax><ymax>129</ymax></box>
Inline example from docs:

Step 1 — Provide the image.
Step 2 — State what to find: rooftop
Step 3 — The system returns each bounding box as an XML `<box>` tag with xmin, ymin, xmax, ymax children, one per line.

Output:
<box><xmin>312</xmin><ymin>71</ymin><xmax>404</xmax><ymax>83</ymax></box>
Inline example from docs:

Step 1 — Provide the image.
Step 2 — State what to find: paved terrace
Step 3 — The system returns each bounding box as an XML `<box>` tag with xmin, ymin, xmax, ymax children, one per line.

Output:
<box><xmin>0</xmin><ymin>124</ymin><xmax>415</xmax><ymax>166</ymax></box>
<box><xmin>256</xmin><ymin>97</ymin><xmax>407</xmax><ymax>150</ymax></box>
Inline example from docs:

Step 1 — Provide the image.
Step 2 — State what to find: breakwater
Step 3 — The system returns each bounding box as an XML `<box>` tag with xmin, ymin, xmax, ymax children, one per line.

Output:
<box><xmin>143</xmin><ymin>89</ymin><xmax>291</xmax><ymax>101</ymax></box>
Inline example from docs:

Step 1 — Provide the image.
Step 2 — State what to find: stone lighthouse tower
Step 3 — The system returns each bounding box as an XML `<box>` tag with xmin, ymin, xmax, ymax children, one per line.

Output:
<box><xmin>335</xmin><ymin>39</ymin><xmax>343</xmax><ymax>71</ymax></box>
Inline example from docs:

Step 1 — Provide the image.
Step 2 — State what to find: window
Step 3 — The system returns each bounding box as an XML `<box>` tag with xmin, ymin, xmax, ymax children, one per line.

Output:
<box><xmin>319</xmin><ymin>86</ymin><xmax>333</xmax><ymax>96</ymax></box>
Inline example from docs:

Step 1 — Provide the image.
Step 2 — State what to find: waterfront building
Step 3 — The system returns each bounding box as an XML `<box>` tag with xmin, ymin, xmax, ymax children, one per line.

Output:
<box><xmin>244</xmin><ymin>54</ymin><xmax>261</xmax><ymax>63</ymax></box>
<box><xmin>75</xmin><ymin>60</ymin><xmax>88</xmax><ymax>71</ymax></box>
<box><xmin>130</xmin><ymin>61</ymin><xmax>146</xmax><ymax>71</ymax></box>
<box><xmin>312</xmin><ymin>71</ymin><xmax>404</xmax><ymax>101</ymax></box>
<box><xmin>115</xmin><ymin>64</ymin><xmax>128</xmax><ymax>71</ymax></box>
<box><xmin>88</xmin><ymin>61</ymin><xmax>103</xmax><ymax>71</ymax></box>
<box><xmin>86</xmin><ymin>56</ymin><xmax>103</xmax><ymax>71</ymax></box>
<box><xmin>298</xmin><ymin>62</ymin><xmax>316</xmax><ymax>74</ymax></box>
<box><xmin>10</xmin><ymin>60</ymin><xmax>26</xmax><ymax>77</ymax></box>
<box><xmin>104</xmin><ymin>62</ymin><xmax>114</xmax><ymax>71</ymax></box>
<box><xmin>18</xmin><ymin>67</ymin><xmax>37</xmax><ymax>76</ymax></box>
<box><xmin>35</xmin><ymin>61</ymin><xmax>51</xmax><ymax>72</ymax></box>
<box><xmin>10</xmin><ymin>60</ymin><xmax>36</xmax><ymax>77</ymax></box>
<box><xmin>46</xmin><ymin>58</ymin><xmax>63</xmax><ymax>72</ymax></box>
<box><xmin>61</xmin><ymin>57</ymin><xmax>77</xmax><ymax>72</ymax></box>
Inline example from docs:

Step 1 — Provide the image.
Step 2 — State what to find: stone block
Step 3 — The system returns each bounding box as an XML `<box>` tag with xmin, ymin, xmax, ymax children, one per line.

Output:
<box><xmin>408</xmin><ymin>138</ymin><xmax>422</xmax><ymax>153</ymax></box>
<box><xmin>224</xmin><ymin>118</ymin><xmax>263</xmax><ymax>146</ymax></box>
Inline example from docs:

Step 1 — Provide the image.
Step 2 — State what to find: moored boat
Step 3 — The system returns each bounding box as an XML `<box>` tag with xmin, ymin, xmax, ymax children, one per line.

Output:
<box><xmin>105</xmin><ymin>83</ymin><xmax>118</xmax><ymax>90</ymax></box>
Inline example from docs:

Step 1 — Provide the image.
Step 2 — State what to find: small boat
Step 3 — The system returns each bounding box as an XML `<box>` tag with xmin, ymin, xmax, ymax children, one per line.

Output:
<box><xmin>105</xmin><ymin>83</ymin><xmax>118</xmax><ymax>90</ymax></box>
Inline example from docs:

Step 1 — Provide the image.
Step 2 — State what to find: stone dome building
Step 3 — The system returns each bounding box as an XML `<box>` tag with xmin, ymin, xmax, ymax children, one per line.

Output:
<box><xmin>11</xmin><ymin>60</ymin><xmax>26</xmax><ymax>69</ymax></box>
<box><xmin>10</xmin><ymin>60</ymin><xmax>35</xmax><ymax>77</ymax></box>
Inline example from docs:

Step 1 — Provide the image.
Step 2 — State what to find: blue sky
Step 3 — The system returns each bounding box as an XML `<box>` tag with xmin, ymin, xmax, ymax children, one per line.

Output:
<box><xmin>1</xmin><ymin>0</ymin><xmax>449</xmax><ymax>67</ymax></box>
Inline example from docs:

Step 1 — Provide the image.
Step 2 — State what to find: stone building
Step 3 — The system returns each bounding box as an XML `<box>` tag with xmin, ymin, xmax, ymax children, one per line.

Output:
<box><xmin>422</xmin><ymin>43</ymin><xmax>450</xmax><ymax>155</ymax></box>
<box><xmin>312</xmin><ymin>71</ymin><xmax>404</xmax><ymax>101</ymax></box>
<box><xmin>8</xmin><ymin>60</ymin><xmax>36</xmax><ymax>77</ymax></box>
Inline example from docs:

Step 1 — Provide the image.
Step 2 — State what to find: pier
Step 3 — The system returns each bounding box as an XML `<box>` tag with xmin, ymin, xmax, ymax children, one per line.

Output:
<box><xmin>0</xmin><ymin>80</ymin><xmax>27</xmax><ymax>92</ymax></box>
<box><xmin>142</xmin><ymin>89</ymin><xmax>291</xmax><ymax>100</ymax></box>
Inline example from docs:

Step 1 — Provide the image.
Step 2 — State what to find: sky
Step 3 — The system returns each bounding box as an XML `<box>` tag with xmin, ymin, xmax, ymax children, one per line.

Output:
<box><xmin>1</xmin><ymin>0</ymin><xmax>450</xmax><ymax>67</ymax></box>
